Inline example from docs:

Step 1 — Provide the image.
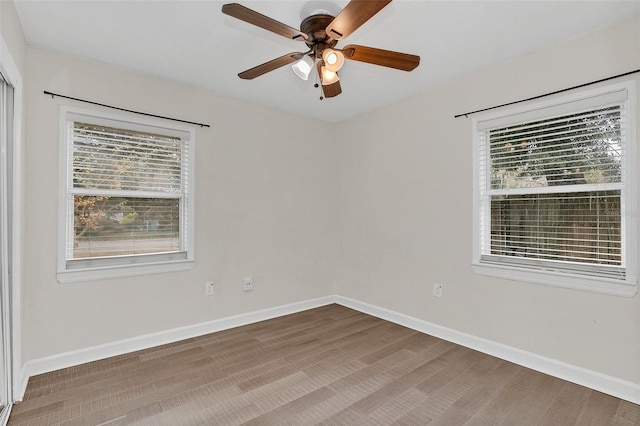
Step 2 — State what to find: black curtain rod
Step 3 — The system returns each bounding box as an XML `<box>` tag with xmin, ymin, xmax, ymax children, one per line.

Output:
<box><xmin>454</xmin><ymin>68</ymin><xmax>640</xmax><ymax>119</ymax></box>
<box><xmin>43</xmin><ymin>90</ymin><xmax>211</xmax><ymax>128</ymax></box>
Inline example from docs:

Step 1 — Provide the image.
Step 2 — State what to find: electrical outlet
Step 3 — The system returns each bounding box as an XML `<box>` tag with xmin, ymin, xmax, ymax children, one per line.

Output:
<box><xmin>433</xmin><ymin>283</ymin><xmax>443</xmax><ymax>298</ymax></box>
<box><xmin>243</xmin><ymin>277</ymin><xmax>254</xmax><ymax>291</ymax></box>
<box><xmin>205</xmin><ymin>281</ymin><xmax>215</xmax><ymax>296</ymax></box>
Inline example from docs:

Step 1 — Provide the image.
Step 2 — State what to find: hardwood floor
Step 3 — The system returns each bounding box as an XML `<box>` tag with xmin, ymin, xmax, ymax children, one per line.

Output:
<box><xmin>8</xmin><ymin>304</ymin><xmax>640</xmax><ymax>425</ymax></box>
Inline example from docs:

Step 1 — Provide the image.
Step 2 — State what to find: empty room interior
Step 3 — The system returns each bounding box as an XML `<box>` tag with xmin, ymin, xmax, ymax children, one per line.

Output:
<box><xmin>0</xmin><ymin>0</ymin><xmax>640</xmax><ymax>424</ymax></box>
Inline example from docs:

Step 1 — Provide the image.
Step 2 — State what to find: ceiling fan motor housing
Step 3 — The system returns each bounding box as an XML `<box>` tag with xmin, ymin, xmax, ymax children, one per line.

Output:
<box><xmin>300</xmin><ymin>14</ymin><xmax>338</xmax><ymax>57</ymax></box>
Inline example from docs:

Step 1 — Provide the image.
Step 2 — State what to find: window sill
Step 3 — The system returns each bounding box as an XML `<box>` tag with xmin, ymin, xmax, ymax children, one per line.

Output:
<box><xmin>57</xmin><ymin>259</ymin><xmax>194</xmax><ymax>283</ymax></box>
<box><xmin>472</xmin><ymin>261</ymin><xmax>637</xmax><ymax>297</ymax></box>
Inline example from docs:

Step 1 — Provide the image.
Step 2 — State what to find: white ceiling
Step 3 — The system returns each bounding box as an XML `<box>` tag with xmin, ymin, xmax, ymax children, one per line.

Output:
<box><xmin>13</xmin><ymin>0</ymin><xmax>640</xmax><ymax>123</ymax></box>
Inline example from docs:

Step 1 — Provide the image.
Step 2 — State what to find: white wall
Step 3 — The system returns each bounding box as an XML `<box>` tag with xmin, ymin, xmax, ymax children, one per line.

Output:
<box><xmin>23</xmin><ymin>47</ymin><xmax>339</xmax><ymax>362</ymax></box>
<box><xmin>1</xmin><ymin>0</ymin><xmax>26</xmax><ymax>71</ymax></box>
<box><xmin>336</xmin><ymin>17</ymin><xmax>640</xmax><ymax>385</ymax></box>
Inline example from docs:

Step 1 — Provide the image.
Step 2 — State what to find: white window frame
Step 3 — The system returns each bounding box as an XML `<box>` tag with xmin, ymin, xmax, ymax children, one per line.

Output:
<box><xmin>57</xmin><ymin>107</ymin><xmax>195</xmax><ymax>283</ymax></box>
<box><xmin>472</xmin><ymin>81</ymin><xmax>637</xmax><ymax>297</ymax></box>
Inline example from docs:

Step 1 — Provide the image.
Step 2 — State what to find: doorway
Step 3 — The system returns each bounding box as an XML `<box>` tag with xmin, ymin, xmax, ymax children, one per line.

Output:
<box><xmin>0</xmin><ymin>70</ymin><xmax>12</xmax><ymax>425</ymax></box>
<box><xmin>0</xmin><ymin>39</ymin><xmax>21</xmax><ymax>423</ymax></box>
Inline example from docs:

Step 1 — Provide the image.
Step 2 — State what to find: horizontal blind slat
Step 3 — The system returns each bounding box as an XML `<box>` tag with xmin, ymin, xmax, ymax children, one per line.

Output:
<box><xmin>68</xmin><ymin>120</ymin><xmax>190</xmax><ymax>261</ymax></box>
<box><xmin>485</xmin><ymin>105</ymin><xmax>623</xmax><ymax>192</ymax></box>
<box><xmin>73</xmin><ymin>121</ymin><xmax>185</xmax><ymax>193</ymax></box>
<box><xmin>488</xmin><ymin>190</ymin><xmax>622</xmax><ymax>268</ymax></box>
<box><xmin>479</xmin><ymin>91</ymin><xmax>628</xmax><ymax>280</ymax></box>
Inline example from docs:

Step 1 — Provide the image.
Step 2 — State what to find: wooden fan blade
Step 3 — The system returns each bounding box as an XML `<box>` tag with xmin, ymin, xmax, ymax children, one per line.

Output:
<box><xmin>342</xmin><ymin>44</ymin><xmax>420</xmax><ymax>71</ymax></box>
<box><xmin>323</xmin><ymin>80</ymin><xmax>342</xmax><ymax>98</ymax></box>
<box><xmin>238</xmin><ymin>53</ymin><xmax>304</xmax><ymax>79</ymax></box>
<box><xmin>325</xmin><ymin>0</ymin><xmax>392</xmax><ymax>40</ymax></box>
<box><xmin>222</xmin><ymin>3</ymin><xmax>308</xmax><ymax>41</ymax></box>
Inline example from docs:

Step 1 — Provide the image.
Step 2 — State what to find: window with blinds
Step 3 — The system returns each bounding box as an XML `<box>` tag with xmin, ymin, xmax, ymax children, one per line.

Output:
<box><xmin>58</xmin><ymin>109</ymin><xmax>195</xmax><ymax>282</ymax></box>
<box><xmin>473</xmin><ymin>81</ymin><xmax>637</xmax><ymax>296</ymax></box>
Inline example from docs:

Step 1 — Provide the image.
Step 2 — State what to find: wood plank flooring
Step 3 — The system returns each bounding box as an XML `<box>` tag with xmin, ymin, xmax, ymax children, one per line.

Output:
<box><xmin>8</xmin><ymin>304</ymin><xmax>640</xmax><ymax>425</ymax></box>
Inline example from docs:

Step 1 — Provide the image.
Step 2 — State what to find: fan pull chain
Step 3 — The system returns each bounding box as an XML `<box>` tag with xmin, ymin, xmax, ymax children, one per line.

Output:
<box><xmin>314</xmin><ymin>82</ymin><xmax>324</xmax><ymax>100</ymax></box>
<box><xmin>313</xmin><ymin>61</ymin><xmax>324</xmax><ymax>101</ymax></box>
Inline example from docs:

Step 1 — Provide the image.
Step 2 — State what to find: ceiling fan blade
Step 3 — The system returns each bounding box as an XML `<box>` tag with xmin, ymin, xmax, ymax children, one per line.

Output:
<box><xmin>238</xmin><ymin>53</ymin><xmax>304</xmax><ymax>79</ymax></box>
<box><xmin>322</xmin><ymin>80</ymin><xmax>342</xmax><ymax>98</ymax></box>
<box><xmin>325</xmin><ymin>0</ymin><xmax>392</xmax><ymax>40</ymax></box>
<box><xmin>342</xmin><ymin>44</ymin><xmax>420</xmax><ymax>71</ymax></box>
<box><xmin>222</xmin><ymin>3</ymin><xmax>308</xmax><ymax>41</ymax></box>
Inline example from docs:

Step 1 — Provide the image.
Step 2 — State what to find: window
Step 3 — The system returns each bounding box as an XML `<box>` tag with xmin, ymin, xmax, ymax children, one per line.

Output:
<box><xmin>473</xmin><ymin>81</ymin><xmax>637</xmax><ymax>296</ymax></box>
<box><xmin>58</xmin><ymin>108</ymin><xmax>195</xmax><ymax>282</ymax></box>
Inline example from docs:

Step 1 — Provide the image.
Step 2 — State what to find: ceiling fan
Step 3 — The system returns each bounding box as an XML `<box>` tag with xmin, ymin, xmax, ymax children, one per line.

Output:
<box><xmin>221</xmin><ymin>0</ymin><xmax>420</xmax><ymax>99</ymax></box>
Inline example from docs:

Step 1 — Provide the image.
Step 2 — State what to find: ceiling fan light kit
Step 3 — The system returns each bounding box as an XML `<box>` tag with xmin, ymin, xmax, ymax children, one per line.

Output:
<box><xmin>321</xmin><ymin>66</ymin><xmax>339</xmax><ymax>85</ymax></box>
<box><xmin>221</xmin><ymin>1</ymin><xmax>420</xmax><ymax>99</ymax></box>
<box><xmin>292</xmin><ymin>55</ymin><xmax>315</xmax><ymax>80</ymax></box>
<box><xmin>322</xmin><ymin>48</ymin><xmax>345</xmax><ymax>72</ymax></box>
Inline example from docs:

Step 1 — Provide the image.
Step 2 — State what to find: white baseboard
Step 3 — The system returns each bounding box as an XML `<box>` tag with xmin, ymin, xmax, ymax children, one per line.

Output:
<box><xmin>19</xmin><ymin>294</ymin><xmax>640</xmax><ymax>406</ymax></box>
<box><xmin>21</xmin><ymin>295</ymin><xmax>335</xmax><ymax>398</ymax></box>
<box><xmin>334</xmin><ymin>295</ymin><xmax>640</xmax><ymax>405</ymax></box>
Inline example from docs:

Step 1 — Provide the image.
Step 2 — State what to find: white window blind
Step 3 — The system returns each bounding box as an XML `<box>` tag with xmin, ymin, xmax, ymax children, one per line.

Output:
<box><xmin>474</xmin><ymin>82</ymin><xmax>637</xmax><ymax>294</ymax></box>
<box><xmin>59</xmin><ymin>109</ymin><xmax>194</xmax><ymax>281</ymax></box>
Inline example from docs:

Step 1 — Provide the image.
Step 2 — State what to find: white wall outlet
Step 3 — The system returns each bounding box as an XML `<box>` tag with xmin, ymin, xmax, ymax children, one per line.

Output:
<box><xmin>243</xmin><ymin>277</ymin><xmax>254</xmax><ymax>291</ymax></box>
<box><xmin>205</xmin><ymin>281</ymin><xmax>215</xmax><ymax>296</ymax></box>
<box><xmin>433</xmin><ymin>283</ymin><xmax>443</xmax><ymax>298</ymax></box>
